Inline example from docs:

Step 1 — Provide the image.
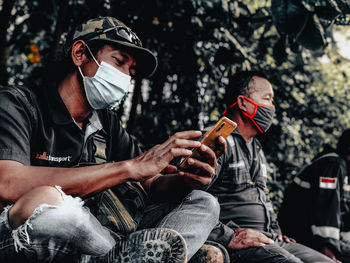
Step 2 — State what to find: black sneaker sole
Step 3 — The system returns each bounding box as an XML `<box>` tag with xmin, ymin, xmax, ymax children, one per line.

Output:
<box><xmin>109</xmin><ymin>228</ymin><xmax>187</xmax><ymax>263</ymax></box>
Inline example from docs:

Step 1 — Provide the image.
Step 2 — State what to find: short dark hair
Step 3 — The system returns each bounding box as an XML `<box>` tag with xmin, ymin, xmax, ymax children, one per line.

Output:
<box><xmin>224</xmin><ymin>70</ymin><xmax>267</xmax><ymax>106</ymax></box>
<box><xmin>337</xmin><ymin>129</ymin><xmax>350</xmax><ymax>157</ymax></box>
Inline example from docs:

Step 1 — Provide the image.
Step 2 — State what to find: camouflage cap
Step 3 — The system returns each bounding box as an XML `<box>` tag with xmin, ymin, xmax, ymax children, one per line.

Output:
<box><xmin>66</xmin><ymin>17</ymin><xmax>157</xmax><ymax>78</ymax></box>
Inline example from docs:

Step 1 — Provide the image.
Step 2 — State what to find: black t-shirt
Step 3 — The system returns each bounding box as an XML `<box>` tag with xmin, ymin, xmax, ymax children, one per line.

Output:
<box><xmin>0</xmin><ymin>83</ymin><xmax>147</xmax><ymax>223</ymax></box>
<box><xmin>0</xmin><ymin>85</ymin><xmax>142</xmax><ymax>167</ymax></box>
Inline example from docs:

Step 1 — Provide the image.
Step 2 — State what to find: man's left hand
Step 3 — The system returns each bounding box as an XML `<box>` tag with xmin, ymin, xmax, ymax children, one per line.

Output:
<box><xmin>277</xmin><ymin>234</ymin><xmax>296</xmax><ymax>243</ymax></box>
<box><xmin>182</xmin><ymin>136</ymin><xmax>226</xmax><ymax>188</ymax></box>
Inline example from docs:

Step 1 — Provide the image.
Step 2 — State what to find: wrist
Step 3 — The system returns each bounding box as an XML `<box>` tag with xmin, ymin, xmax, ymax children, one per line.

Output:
<box><xmin>228</xmin><ymin>235</ymin><xmax>236</xmax><ymax>250</ymax></box>
<box><xmin>111</xmin><ymin>160</ymin><xmax>136</xmax><ymax>181</ymax></box>
<box><xmin>126</xmin><ymin>159</ymin><xmax>139</xmax><ymax>181</ymax></box>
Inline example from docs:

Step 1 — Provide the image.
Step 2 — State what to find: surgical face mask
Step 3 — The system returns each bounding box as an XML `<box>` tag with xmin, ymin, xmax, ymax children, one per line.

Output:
<box><xmin>223</xmin><ymin>96</ymin><xmax>275</xmax><ymax>133</ymax></box>
<box><xmin>78</xmin><ymin>45</ymin><xmax>132</xmax><ymax>110</ymax></box>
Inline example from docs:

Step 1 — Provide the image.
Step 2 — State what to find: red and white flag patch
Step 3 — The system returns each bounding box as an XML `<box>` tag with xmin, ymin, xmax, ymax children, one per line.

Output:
<box><xmin>319</xmin><ymin>177</ymin><xmax>337</xmax><ymax>189</ymax></box>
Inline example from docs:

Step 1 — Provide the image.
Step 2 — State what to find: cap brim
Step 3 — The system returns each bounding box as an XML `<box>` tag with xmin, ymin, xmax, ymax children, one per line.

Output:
<box><xmin>90</xmin><ymin>39</ymin><xmax>158</xmax><ymax>78</ymax></box>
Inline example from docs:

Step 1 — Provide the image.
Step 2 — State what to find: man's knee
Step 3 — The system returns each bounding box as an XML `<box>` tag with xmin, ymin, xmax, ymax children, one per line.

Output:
<box><xmin>189</xmin><ymin>190</ymin><xmax>220</xmax><ymax>219</ymax></box>
<box><xmin>230</xmin><ymin>244</ymin><xmax>303</xmax><ymax>263</ymax></box>
<box><xmin>9</xmin><ymin>186</ymin><xmax>63</xmax><ymax>229</ymax></box>
<box><xmin>8</xmin><ymin>187</ymin><xmax>114</xmax><ymax>255</ymax></box>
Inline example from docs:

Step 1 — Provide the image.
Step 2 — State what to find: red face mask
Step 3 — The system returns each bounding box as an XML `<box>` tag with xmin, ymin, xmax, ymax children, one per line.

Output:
<box><xmin>223</xmin><ymin>96</ymin><xmax>275</xmax><ymax>133</ymax></box>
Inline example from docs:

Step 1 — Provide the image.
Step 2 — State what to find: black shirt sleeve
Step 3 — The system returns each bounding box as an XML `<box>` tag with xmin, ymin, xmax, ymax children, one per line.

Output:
<box><xmin>0</xmin><ymin>87</ymin><xmax>35</xmax><ymax>165</ymax></box>
<box><xmin>309</xmin><ymin>156</ymin><xmax>347</xmax><ymax>252</ymax></box>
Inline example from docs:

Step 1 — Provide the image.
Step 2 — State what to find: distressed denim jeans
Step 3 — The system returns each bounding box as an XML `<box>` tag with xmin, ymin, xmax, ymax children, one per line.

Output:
<box><xmin>0</xmin><ymin>188</ymin><xmax>219</xmax><ymax>262</ymax></box>
<box><xmin>0</xmin><ymin>186</ymin><xmax>116</xmax><ymax>263</ymax></box>
<box><xmin>138</xmin><ymin>190</ymin><xmax>220</xmax><ymax>259</ymax></box>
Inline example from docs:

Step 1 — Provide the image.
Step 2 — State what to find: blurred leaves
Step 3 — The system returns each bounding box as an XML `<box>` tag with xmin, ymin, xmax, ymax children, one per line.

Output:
<box><xmin>271</xmin><ymin>0</ymin><xmax>350</xmax><ymax>50</ymax></box>
<box><xmin>27</xmin><ymin>44</ymin><xmax>40</xmax><ymax>64</ymax></box>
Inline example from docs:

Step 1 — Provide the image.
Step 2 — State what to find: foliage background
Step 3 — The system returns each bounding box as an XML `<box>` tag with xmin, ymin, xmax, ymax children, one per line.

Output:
<box><xmin>1</xmin><ymin>0</ymin><xmax>350</xmax><ymax>210</ymax></box>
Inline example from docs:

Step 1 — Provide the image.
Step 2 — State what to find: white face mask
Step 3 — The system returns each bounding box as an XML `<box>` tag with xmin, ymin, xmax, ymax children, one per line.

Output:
<box><xmin>78</xmin><ymin>45</ymin><xmax>132</xmax><ymax>110</ymax></box>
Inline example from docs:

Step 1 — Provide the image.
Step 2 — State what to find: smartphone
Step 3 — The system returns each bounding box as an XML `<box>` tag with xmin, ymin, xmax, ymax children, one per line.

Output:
<box><xmin>179</xmin><ymin>116</ymin><xmax>237</xmax><ymax>171</ymax></box>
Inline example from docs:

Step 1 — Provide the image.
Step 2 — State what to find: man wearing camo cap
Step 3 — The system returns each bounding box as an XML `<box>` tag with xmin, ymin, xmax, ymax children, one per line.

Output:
<box><xmin>0</xmin><ymin>17</ymin><xmax>224</xmax><ymax>262</ymax></box>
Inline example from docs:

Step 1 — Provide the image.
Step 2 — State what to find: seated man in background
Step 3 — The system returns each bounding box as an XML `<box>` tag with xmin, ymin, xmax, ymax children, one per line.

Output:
<box><xmin>200</xmin><ymin>71</ymin><xmax>334</xmax><ymax>262</ymax></box>
<box><xmin>0</xmin><ymin>17</ymin><xmax>223</xmax><ymax>263</ymax></box>
<box><xmin>279</xmin><ymin>129</ymin><xmax>350</xmax><ymax>263</ymax></box>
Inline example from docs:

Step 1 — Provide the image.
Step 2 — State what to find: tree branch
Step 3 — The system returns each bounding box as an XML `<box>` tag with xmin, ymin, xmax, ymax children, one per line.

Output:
<box><xmin>127</xmin><ymin>79</ymin><xmax>143</xmax><ymax>135</ymax></box>
<box><xmin>0</xmin><ymin>0</ymin><xmax>16</xmax><ymax>85</ymax></box>
<box><xmin>49</xmin><ymin>0</ymin><xmax>70</xmax><ymax>58</ymax></box>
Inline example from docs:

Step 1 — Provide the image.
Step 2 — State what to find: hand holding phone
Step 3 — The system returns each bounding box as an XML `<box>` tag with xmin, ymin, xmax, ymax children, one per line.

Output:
<box><xmin>179</xmin><ymin>117</ymin><xmax>237</xmax><ymax>171</ymax></box>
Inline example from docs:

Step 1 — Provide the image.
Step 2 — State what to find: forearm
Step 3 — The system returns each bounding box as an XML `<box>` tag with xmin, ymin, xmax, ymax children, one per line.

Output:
<box><xmin>0</xmin><ymin>160</ymin><xmax>133</xmax><ymax>204</ymax></box>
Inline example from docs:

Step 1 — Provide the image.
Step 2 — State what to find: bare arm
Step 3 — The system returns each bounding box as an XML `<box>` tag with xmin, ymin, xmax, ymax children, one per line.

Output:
<box><xmin>0</xmin><ymin>159</ymin><xmax>133</xmax><ymax>205</ymax></box>
<box><xmin>0</xmin><ymin>130</ymin><xmax>203</xmax><ymax>206</ymax></box>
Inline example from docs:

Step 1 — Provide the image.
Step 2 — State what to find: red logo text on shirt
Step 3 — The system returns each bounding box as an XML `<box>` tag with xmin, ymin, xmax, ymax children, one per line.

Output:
<box><xmin>35</xmin><ymin>152</ymin><xmax>72</xmax><ymax>163</ymax></box>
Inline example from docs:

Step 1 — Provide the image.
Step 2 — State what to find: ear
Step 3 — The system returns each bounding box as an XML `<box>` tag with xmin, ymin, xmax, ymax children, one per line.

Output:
<box><xmin>71</xmin><ymin>40</ymin><xmax>88</xmax><ymax>67</ymax></box>
<box><xmin>237</xmin><ymin>95</ymin><xmax>248</xmax><ymax>112</ymax></box>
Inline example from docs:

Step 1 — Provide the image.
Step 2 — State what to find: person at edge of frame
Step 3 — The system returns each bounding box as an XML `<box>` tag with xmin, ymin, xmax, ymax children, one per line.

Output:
<box><xmin>279</xmin><ymin>129</ymin><xmax>350</xmax><ymax>263</ymax></box>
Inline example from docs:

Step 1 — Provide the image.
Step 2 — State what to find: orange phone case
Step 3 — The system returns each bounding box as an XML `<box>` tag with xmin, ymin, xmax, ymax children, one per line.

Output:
<box><xmin>179</xmin><ymin>116</ymin><xmax>237</xmax><ymax>170</ymax></box>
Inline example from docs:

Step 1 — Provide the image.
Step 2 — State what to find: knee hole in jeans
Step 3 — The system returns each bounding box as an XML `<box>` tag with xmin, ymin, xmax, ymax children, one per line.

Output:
<box><xmin>9</xmin><ymin>186</ymin><xmax>64</xmax><ymax>230</ymax></box>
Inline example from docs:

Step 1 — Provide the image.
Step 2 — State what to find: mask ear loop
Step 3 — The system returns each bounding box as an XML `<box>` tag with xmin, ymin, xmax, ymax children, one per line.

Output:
<box><xmin>223</xmin><ymin>96</ymin><xmax>268</xmax><ymax>133</ymax></box>
<box><xmin>84</xmin><ymin>44</ymin><xmax>100</xmax><ymax>67</ymax></box>
<box><xmin>241</xmin><ymin>96</ymin><xmax>258</xmax><ymax>119</ymax></box>
<box><xmin>240</xmin><ymin>96</ymin><xmax>266</xmax><ymax>133</ymax></box>
<box><xmin>77</xmin><ymin>44</ymin><xmax>100</xmax><ymax>78</ymax></box>
<box><xmin>77</xmin><ymin>67</ymin><xmax>84</xmax><ymax>78</ymax></box>
<box><xmin>223</xmin><ymin>102</ymin><xmax>237</xmax><ymax>116</ymax></box>
<box><xmin>223</xmin><ymin>96</ymin><xmax>258</xmax><ymax>118</ymax></box>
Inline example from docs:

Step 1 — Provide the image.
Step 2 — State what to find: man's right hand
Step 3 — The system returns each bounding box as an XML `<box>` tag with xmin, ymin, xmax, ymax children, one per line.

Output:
<box><xmin>129</xmin><ymin>131</ymin><xmax>202</xmax><ymax>181</ymax></box>
<box><xmin>228</xmin><ymin>228</ymin><xmax>274</xmax><ymax>250</ymax></box>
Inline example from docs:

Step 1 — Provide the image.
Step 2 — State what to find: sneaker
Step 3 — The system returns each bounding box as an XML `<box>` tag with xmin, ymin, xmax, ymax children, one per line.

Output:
<box><xmin>189</xmin><ymin>241</ymin><xmax>230</xmax><ymax>263</ymax></box>
<box><xmin>107</xmin><ymin>228</ymin><xmax>187</xmax><ymax>263</ymax></box>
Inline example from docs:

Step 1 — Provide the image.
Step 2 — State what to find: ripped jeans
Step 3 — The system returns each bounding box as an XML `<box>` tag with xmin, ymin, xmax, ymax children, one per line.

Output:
<box><xmin>0</xmin><ymin>186</ymin><xmax>116</xmax><ymax>263</ymax></box>
<box><xmin>0</xmin><ymin>187</ymin><xmax>220</xmax><ymax>262</ymax></box>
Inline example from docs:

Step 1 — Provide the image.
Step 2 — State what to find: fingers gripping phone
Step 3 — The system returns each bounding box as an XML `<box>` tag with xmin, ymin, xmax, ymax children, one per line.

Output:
<box><xmin>179</xmin><ymin>116</ymin><xmax>237</xmax><ymax>171</ymax></box>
